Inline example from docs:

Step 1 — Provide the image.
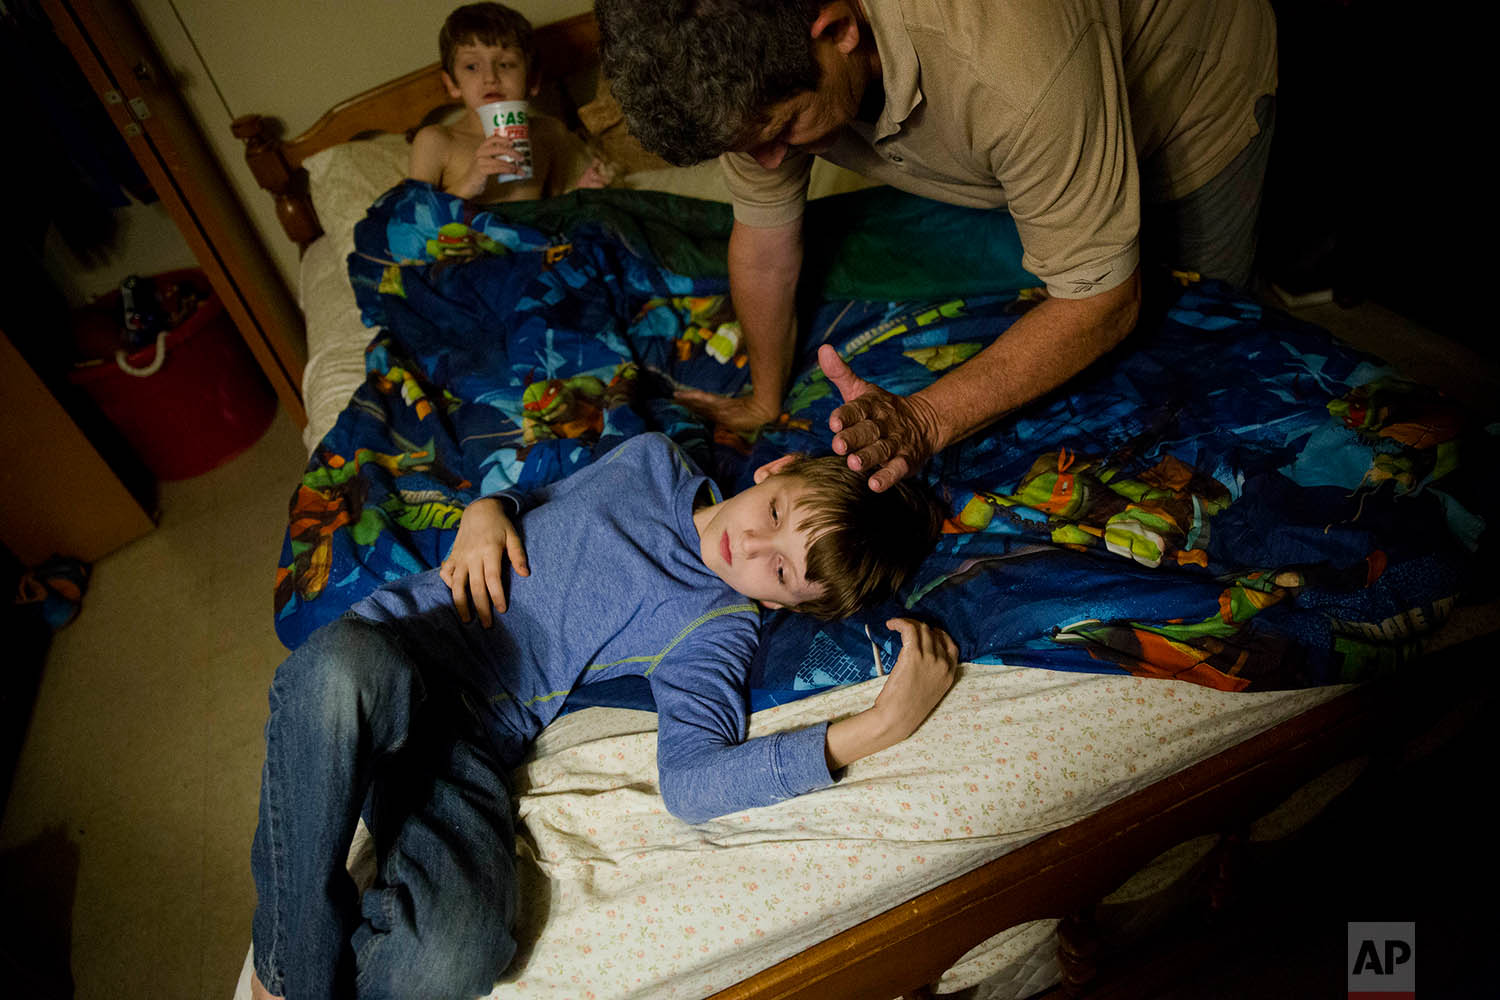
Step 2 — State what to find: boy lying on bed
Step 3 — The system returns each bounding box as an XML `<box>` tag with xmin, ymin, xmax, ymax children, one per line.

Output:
<box><xmin>409</xmin><ymin>2</ymin><xmax>610</xmax><ymax>202</ymax></box>
<box><xmin>250</xmin><ymin>432</ymin><xmax>955</xmax><ymax>1000</ymax></box>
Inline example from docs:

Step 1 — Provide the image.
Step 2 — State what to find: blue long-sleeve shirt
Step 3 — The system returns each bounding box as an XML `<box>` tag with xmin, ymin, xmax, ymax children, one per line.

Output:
<box><xmin>351</xmin><ymin>433</ymin><xmax>833</xmax><ymax>822</ymax></box>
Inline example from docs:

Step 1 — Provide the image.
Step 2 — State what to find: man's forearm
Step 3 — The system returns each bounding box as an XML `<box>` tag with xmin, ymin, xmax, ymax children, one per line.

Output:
<box><xmin>915</xmin><ymin>267</ymin><xmax>1141</xmax><ymax>451</ymax></box>
<box><xmin>728</xmin><ymin>219</ymin><xmax>804</xmax><ymax>416</ymax></box>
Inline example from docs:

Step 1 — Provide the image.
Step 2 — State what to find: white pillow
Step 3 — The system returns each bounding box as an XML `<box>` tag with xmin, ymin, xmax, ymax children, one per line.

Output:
<box><xmin>297</xmin><ymin>232</ymin><xmax>372</xmax><ymax>453</ymax></box>
<box><xmin>298</xmin><ymin>135</ymin><xmax>412</xmax><ymax>452</ymax></box>
<box><xmin>302</xmin><ymin>133</ymin><xmax>414</xmax><ymax>252</ymax></box>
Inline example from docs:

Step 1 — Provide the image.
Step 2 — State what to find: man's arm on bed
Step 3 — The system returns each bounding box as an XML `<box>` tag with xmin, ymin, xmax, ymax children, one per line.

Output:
<box><xmin>674</xmin><ymin>218</ymin><xmax>802</xmax><ymax>432</ymax></box>
<box><xmin>827</xmin><ymin>265</ymin><xmax>1142</xmax><ymax>491</ymax></box>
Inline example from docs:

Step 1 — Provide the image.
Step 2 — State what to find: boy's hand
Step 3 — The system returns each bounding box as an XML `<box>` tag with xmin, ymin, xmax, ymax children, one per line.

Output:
<box><xmin>440</xmin><ymin>498</ymin><xmax>530</xmax><ymax>627</ymax></box>
<box><xmin>824</xmin><ymin>619</ymin><xmax>958</xmax><ymax>771</ymax></box>
<box><xmin>871</xmin><ymin>619</ymin><xmax>959</xmax><ymax>737</ymax></box>
<box><xmin>573</xmin><ymin>158</ymin><xmax>613</xmax><ymax>190</ymax></box>
<box><xmin>453</xmin><ymin>134</ymin><xmax>526</xmax><ymax>199</ymax></box>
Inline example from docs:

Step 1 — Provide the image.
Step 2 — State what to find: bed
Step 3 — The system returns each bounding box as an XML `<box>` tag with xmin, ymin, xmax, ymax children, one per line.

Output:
<box><xmin>230</xmin><ymin>12</ymin><xmax>1499</xmax><ymax>999</ymax></box>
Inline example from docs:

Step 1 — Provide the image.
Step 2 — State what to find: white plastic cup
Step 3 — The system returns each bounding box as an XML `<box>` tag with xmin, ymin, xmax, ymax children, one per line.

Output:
<box><xmin>477</xmin><ymin>100</ymin><xmax>534</xmax><ymax>182</ymax></box>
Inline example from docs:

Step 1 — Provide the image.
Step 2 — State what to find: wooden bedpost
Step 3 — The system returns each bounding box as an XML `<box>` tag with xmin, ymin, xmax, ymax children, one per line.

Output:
<box><xmin>231</xmin><ymin>113</ymin><xmax>323</xmax><ymax>250</ymax></box>
<box><xmin>1208</xmin><ymin>829</ymin><xmax>1249</xmax><ymax>914</ymax></box>
<box><xmin>1057</xmin><ymin>907</ymin><xmax>1102</xmax><ymax>995</ymax></box>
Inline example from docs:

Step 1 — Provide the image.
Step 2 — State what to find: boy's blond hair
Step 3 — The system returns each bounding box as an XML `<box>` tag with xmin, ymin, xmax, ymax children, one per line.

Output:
<box><xmin>772</xmin><ymin>456</ymin><xmax>943</xmax><ymax>621</ymax></box>
<box><xmin>439</xmin><ymin>2</ymin><xmax>537</xmax><ymax>79</ymax></box>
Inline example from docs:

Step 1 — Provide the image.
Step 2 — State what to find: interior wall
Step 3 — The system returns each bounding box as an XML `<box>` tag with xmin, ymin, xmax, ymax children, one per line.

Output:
<box><xmin>129</xmin><ymin>0</ymin><xmax>592</xmax><ymax>291</ymax></box>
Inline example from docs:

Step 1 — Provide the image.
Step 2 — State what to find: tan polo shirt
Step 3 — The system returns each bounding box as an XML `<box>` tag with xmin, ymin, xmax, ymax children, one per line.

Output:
<box><xmin>721</xmin><ymin>0</ymin><xmax>1277</xmax><ymax>299</ymax></box>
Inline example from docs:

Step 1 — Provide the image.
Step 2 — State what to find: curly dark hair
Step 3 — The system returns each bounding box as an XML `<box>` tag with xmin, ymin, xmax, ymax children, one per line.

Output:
<box><xmin>769</xmin><ymin>455</ymin><xmax>945</xmax><ymax>621</ymax></box>
<box><xmin>595</xmin><ymin>0</ymin><xmax>824</xmax><ymax>165</ymax></box>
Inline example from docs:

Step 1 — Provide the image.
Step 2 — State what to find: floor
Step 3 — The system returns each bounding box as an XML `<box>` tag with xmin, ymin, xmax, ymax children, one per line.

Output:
<box><xmin>0</xmin><ymin>405</ymin><xmax>306</xmax><ymax>1000</ymax></box>
<box><xmin>1</xmin><ymin>295</ymin><xmax>1496</xmax><ymax>1000</ymax></box>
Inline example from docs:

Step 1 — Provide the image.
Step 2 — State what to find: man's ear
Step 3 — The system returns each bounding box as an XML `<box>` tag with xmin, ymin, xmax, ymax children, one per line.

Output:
<box><xmin>752</xmin><ymin>454</ymin><xmax>800</xmax><ymax>484</ymax></box>
<box><xmin>811</xmin><ymin>2</ymin><xmax>862</xmax><ymax>55</ymax></box>
<box><xmin>442</xmin><ymin>71</ymin><xmax>463</xmax><ymax>101</ymax></box>
<box><xmin>527</xmin><ymin>73</ymin><xmax>541</xmax><ymax>98</ymax></box>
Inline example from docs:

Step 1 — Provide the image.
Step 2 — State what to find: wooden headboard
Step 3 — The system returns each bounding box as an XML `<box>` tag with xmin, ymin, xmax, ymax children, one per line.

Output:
<box><xmin>230</xmin><ymin>12</ymin><xmax>602</xmax><ymax>251</ymax></box>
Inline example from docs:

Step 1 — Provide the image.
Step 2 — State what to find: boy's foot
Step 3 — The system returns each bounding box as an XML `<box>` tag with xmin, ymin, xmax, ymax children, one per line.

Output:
<box><xmin>250</xmin><ymin>969</ymin><xmax>284</xmax><ymax>1000</ymax></box>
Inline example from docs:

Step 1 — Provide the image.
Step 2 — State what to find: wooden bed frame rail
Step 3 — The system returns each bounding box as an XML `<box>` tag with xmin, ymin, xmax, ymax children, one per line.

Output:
<box><xmin>230</xmin><ymin>12</ymin><xmax>601</xmax><ymax>252</ymax></box>
<box><xmin>709</xmin><ymin>642</ymin><xmax>1491</xmax><ymax>1000</ymax></box>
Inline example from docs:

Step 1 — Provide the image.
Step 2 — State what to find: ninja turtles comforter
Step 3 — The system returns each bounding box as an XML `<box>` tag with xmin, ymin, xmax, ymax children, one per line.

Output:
<box><xmin>273</xmin><ymin>180</ymin><xmax>1494</xmax><ymax>705</ymax></box>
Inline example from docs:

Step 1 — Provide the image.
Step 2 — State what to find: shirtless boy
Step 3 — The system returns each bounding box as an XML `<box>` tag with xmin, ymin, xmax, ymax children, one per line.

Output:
<box><xmin>409</xmin><ymin>2</ymin><xmax>607</xmax><ymax>202</ymax></box>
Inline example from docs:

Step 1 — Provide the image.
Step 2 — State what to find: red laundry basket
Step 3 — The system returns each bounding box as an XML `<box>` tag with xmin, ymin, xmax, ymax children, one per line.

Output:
<box><xmin>68</xmin><ymin>269</ymin><xmax>277</xmax><ymax>481</ymax></box>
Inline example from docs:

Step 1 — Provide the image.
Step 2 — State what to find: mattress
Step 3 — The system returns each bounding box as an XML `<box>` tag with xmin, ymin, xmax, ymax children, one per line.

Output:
<box><xmin>234</xmin><ymin>663</ymin><xmax>1345</xmax><ymax>999</ymax></box>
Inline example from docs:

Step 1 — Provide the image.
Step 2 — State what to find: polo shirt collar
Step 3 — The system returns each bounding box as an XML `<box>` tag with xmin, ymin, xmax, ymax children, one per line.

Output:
<box><xmin>861</xmin><ymin>0</ymin><xmax>922</xmax><ymax>141</ymax></box>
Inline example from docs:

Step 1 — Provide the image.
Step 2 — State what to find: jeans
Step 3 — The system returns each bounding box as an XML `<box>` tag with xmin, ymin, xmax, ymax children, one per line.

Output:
<box><xmin>251</xmin><ymin>615</ymin><xmax>519</xmax><ymax>999</ymax></box>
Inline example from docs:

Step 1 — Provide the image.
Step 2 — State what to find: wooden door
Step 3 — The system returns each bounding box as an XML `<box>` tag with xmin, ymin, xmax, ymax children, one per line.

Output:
<box><xmin>40</xmin><ymin>0</ymin><xmax>309</xmax><ymax>427</ymax></box>
<box><xmin>0</xmin><ymin>330</ymin><xmax>155</xmax><ymax>564</ymax></box>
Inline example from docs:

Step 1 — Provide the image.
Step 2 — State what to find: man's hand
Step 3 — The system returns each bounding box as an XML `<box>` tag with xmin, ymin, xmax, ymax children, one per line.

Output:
<box><xmin>674</xmin><ymin>387</ymin><xmax>780</xmax><ymax>434</ymax></box>
<box><xmin>440</xmin><ymin>497</ymin><xmax>530</xmax><ymax>627</ymax></box>
<box><xmin>573</xmin><ymin>158</ymin><xmax>613</xmax><ymax>190</ymax></box>
<box><xmin>820</xmin><ymin>345</ymin><xmax>942</xmax><ymax>492</ymax></box>
<box><xmin>824</xmin><ymin>618</ymin><xmax>959</xmax><ymax>771</ymax></box>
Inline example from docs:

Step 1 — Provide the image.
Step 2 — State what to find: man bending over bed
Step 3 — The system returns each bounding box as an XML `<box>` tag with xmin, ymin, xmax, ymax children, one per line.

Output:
<box><xmin>249</xmin><ymin>432</ymin><xmax>954</xmax><ymax>999</ymax></box>
<box><xmin>409</xmin><ymin>3</ymin><xmax>609</xmax><ymax>202</ymax></box>
<box><xmin>596</xmin><ymin>0</ymin><xmax>1276</xmax><ymax>492</ymax></box>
